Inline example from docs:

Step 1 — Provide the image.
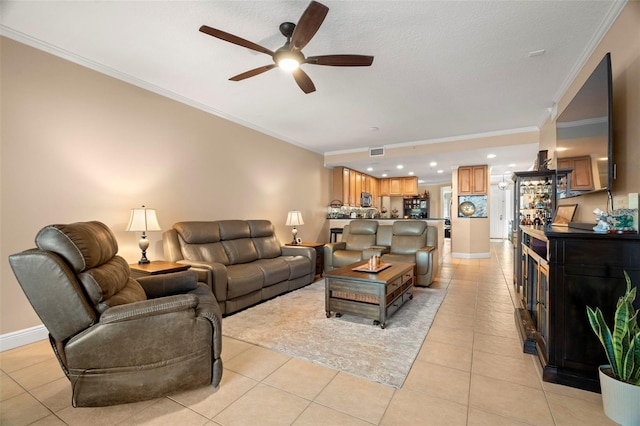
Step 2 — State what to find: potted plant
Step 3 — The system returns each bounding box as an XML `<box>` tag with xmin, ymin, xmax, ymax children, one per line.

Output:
<box><xmin>587</xmin><ymin>271</ymin><xmax>640</xmax><ymax>425</ymax></box>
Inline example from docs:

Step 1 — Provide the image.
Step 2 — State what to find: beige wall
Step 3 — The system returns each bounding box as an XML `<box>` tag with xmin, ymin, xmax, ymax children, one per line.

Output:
<box><xmin>0</xmin><ymin>37</ymin><xmax>331</xmax><ymax>335</ymax></box>
<box><xmin>543</xmin><ymin>1</ymin><xmax>640</xmax><ymax>222</ymax></box>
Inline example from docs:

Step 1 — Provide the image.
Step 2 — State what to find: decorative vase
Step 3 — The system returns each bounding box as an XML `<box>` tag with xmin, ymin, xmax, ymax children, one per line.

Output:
<box><xmin>599</xmin><ymin>365</ymin><xmax>640</xmax><ymax>426</ymax></box>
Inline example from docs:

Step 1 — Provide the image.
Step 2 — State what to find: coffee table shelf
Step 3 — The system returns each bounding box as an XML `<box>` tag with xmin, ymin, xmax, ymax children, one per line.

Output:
<box><xmin>324</xmin><ymin>261</ymin><xmax>415</xmax><ymax>329</ymax></box>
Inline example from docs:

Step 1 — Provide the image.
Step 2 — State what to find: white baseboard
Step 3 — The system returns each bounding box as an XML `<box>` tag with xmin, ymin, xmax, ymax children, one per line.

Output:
<box><xmin>452</xmin><ymin>252</ymin><xmax>491</xmax><ymax>259</ymax></box>
<box><xmin>0</xmin><ymin>325</ymin><xmax>48</xmax><ymax>352</ymax></box>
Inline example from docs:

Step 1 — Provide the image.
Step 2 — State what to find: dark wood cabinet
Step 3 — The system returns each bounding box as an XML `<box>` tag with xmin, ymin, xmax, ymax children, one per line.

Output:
<box><xmin>516</xmin><ymin>226</ymin><xmax>640</xmax><ymax>392</ymax></box>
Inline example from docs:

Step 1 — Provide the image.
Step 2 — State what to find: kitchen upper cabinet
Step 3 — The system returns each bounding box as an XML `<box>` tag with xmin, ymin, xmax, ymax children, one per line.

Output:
<box><xmin>389</xmin><ymin>178</ymin><xmax>403</xmax><ymax>196</ymax></box>
<box><xmin>332</xmin><ymin>167</ymin><xmax>379</xmax><ymax>206</ymax></box>
<box><xmin>379</xmin><ymin>177</ymin><xmax>417</xmax><ymax>197</ymax></box>
<box><xmin>458</xmin><ymin>165</ymin><xmax>487</xmax><ymax>195</ymax></box>
<box><xmin>557</xmin><ymin>156</ymin><xmax>594</xmax><ymax>191</ymax></box>
<box><xmin>380</xmin><ymin>178</ymin><xmax>390</xmax><ymax>196</ymax></box>
<box><xmin>403</xmin><ymin>177</ymin><xmax>418</xmax><ymax>196</ymax></box>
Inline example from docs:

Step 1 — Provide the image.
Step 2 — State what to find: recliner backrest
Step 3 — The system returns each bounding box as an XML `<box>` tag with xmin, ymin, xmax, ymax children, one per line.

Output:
<box><xmin>35</xmin><ymin>221</ymin><xmax>146</xmax><ymax>313</ymax></box>
<box><xmin>8</xmin><ymin>221</ymin><xmax>147</xmax><ymax>341</ymax></box>
<box><xmin>345</xmin><ymin>220</ymin><xmax>378</xmax><ymax>251</ymax></box>
<box><xmin>390</xmin><ymin>221</ymin><xmax>428</xmax><ymax>255</ymax></box>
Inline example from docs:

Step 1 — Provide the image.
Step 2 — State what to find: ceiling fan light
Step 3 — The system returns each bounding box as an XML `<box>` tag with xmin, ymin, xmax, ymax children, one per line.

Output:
<box><xmin>278</xmin><ymin>57</ymin><xmax>300</xmax><ymax>71</ymax></box>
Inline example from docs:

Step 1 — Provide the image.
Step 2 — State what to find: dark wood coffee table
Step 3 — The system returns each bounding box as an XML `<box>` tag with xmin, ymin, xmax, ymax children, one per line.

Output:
<box><xmin>324</xmin><ymin>261</ymin><xmax>415</xmax><ymax>329</ymax></box>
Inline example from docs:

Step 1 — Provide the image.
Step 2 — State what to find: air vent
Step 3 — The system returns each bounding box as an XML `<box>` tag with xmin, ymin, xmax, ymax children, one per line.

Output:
<box><xmin>369</xmin><ymin>147</ymin><xmax>385</xmax><ymax>157</ymax></box>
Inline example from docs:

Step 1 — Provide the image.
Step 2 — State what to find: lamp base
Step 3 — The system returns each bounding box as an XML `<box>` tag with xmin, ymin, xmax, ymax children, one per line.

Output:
<box><xmin>291</xmin><ymin>227</ymin><xmax>298</xmax><ymax>245</ymax></box>
<box><xmin>138</xmin><ymin>235</ymin><xmax>151</xmax><ymax>264</ymax></box>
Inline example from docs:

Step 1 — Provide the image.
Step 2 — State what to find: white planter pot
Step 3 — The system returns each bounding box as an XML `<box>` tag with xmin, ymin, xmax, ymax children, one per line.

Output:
<box><xmin>599</xmin><ymin>365</ymin><xmax>640</xmax><ymax>426</ymax></box>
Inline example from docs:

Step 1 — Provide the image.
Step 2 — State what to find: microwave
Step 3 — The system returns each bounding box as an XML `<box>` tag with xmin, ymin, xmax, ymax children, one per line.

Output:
<box><xmin>360</xmin><ymin>192</ymin><xmax>372</xmax><ymax>207</ymax></box>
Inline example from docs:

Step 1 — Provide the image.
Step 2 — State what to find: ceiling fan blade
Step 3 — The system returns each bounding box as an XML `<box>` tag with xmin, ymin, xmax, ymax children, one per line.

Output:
<box><xmin>290</xmin><ymin>1</ymin><xmax>329</xmax><ymax>51</ymax></box>
<box><xmin>306</xmin><ymin>55</ymin><xmax>374</xmax><ymax>67</ymax></box>
<box><xmin>229</xmin><ymin>64</ymin><xmax>277</xmax><ymax>81</ymax></box>
<box><xmin>199</xmin><ymin>25</ymin><xmax>275</xmax><ymax>57</ymax></box>
<box><xmin>292</xmin><ymin>68</ymin><xmax>316</xmax><ymax>94</ymax></box>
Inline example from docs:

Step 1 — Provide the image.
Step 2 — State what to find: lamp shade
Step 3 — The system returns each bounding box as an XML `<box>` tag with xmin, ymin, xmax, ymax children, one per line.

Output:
<box><xmin>126</xmin><ymin>206</ymin><xmax>161</xmax><ymax>232</ymax></box>
<box><xmin>285</xmin><ymin>211</ymin><xmax>304</xmax><ymax>226</ymax></box>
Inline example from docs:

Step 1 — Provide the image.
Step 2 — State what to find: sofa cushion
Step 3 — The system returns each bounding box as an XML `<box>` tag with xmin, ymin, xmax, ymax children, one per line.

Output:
<box><xmin>226</xmin><ymin>264</ymin><xmax>264</xmax><ymax>298</ymax></box>
<box><xmin>218</xmin><ymin>220</ymin><xmax>251</xmax><ymax>240</ymax></box>
<box><xmin>254</xmin><ymin>258</ymin><xmax>290</xmax><ymax>286</ymax></box>
<box><xmin>332</xmin><ymin>250</ymin><xmax>365</xmax><ymax>269</ymax></box>
<box><xmin>283</xmin><ymin>256</ymin><xmax>313</xmax><ymax>279</ymax></box>
<box><xmin>345</xmin><ymin>220</ymin><xmax>378</xmax><ymax>251</ymax></box>
<box><xmin>174</xmin><ymin>222</ymin><xmax>221</xmax><ymax>244</ymax></box>
<box><xmin>181</xmin><ymin>241</ymin><xmax>230</xmax><ymax>264</ymax></box>
<box><xmin>390</xmin><ymin>221</ymin><xmax>428</xmax><ymax>255</ymax></box>
<box><xmin>222</xmin><ymin>239</ymin><xmax>259</xmax><ymax>264</ymax></box>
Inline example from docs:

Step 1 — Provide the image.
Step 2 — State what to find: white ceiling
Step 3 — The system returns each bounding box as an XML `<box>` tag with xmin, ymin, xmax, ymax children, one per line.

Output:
<box><xmin>0</xmin><ymin>0</ymin><xmax>624</xmax><ymax>185</ymax></box>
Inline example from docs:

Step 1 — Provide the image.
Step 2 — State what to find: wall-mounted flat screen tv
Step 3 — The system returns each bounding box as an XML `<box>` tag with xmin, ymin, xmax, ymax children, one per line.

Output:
<box><xmin>555</xmin><ymin>52</ymin><xmax>614</xmax><ymax>199</ymax></box>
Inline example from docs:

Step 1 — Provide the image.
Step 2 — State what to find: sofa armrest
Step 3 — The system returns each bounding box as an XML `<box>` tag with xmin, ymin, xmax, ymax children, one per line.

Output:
<box><xmin>281</xmin><ymin>245</ymin><xmax>315</xmax><ymax>262</ymax></box>
<box><xmin>99</xmin><ymin>294</ymin><xmax>198</xmax><ymax>324</ymax></box>
<box><xmin>363</xmin><ymin>248</ymin><xmax>385</xmax><ymax>259</ymax></box>
<box><xmin>371</xmin><ymin>245</ymin><xmax>390</xmax><ymax>254</ymax></box>
<box><xmin>415</xmin><ymin>246</ymin><xmax>436</xmax><ymax>275</ymax></box>
<box><xmin>136</xmin><ymin>270</ymin><xmax>198</xmax><ymax>299</ymax></box>
<box><xmin>323</xmin><ymin>242</ymin><xmax>346</xmax><ymax>271</ymax></box>
<box><xmin>169</xmin><ymin>260</ymin><xmax>228</xmax><ymax>303</ymax></box>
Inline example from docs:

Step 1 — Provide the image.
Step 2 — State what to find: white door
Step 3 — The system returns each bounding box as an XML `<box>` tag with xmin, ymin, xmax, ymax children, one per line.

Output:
<box><xmin>490</xmin><ymin>185</ymin><xmax>506</xmax><ymax>239</ymax></box>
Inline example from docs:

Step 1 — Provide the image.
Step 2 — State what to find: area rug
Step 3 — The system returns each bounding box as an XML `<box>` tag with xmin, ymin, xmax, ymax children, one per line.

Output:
<box><xmin>222</xmin><ymin>280</ymin><xmax>446</xmax><ymax>388</ymax></box>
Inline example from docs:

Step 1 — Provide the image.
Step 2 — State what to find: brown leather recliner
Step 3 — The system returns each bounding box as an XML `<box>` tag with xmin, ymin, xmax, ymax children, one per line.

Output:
<box><xmin>8</xmin><ymin>221</ymin><xmax>222</xmax><ymax>407</ymax></box>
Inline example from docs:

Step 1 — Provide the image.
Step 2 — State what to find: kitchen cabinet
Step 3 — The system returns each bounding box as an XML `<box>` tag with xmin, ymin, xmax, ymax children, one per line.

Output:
<box><xmin>332</xmin><ymin>167</ymin><xmax>379</xmax><ymax>206</ymax></box>
<box><xmin>516</xmin><ymin>226</ymin><xmax>640</xmax><ymax>392</ymax></box>
<box><xmin>382</xmin><ymin>177</ymin><xmax>417</xmax><ymax>197</ymax></box>
<box><xmin>557</xmin><ymin>156</ymin><xmax>594</xmax><ymax>191</ymax></box>
<box><xmin>380</xmin><ymin>178</ymin><xmax>390</xmax><ymax>196</ymax></box>
<box><xmin>403</xmin><ymin>177</ymin><xmax>418</xmax><ymax>196</ymax></box>
<box><xmin>458</xmin><ymin>165</ymin><xmax>487</xmax><ymax>195</ymax></box>
<box><xmin>389</xmin><ymin>178</ymin><xmax>403</xmax><ymax>196</ymax></box>
<box><xmin>403</xmin><ymin>196</ymin><xmax>429</xmax><ymax>218</ymax></box>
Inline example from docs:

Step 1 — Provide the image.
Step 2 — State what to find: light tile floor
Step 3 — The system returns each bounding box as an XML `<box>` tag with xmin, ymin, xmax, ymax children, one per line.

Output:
<box><xmin>0</xmin><ymin>240</ymin><xmax>615</xmax><ymax>425</ymax></box>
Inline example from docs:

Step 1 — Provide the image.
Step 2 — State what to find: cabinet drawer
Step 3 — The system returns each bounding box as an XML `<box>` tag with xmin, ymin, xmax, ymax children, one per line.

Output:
<box><xmin>328</xmin><ymin>279</ymin><xmax>379</xmax><ymax>297</ymax></box>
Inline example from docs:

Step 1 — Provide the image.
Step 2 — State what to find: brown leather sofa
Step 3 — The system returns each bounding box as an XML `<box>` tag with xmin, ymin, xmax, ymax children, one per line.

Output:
<box><xmin>8</xmin><ymin>221</ymin><xmax>222</xmax><ymax>407</ymax></box>
<box><xmin>324</xmin><ymin>220</ymin><xmax>438</xmax><ymax>286</ymax></box>
<box><xmin>163</xmin><ymin>220</ymin><xmax>316</xmax><ymax>315</ymax></box>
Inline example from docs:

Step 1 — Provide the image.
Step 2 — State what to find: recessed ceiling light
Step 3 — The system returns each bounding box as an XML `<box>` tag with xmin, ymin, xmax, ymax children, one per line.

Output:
<box><xmin>366</xmin><ymin>167</ymin><xmax>373</xmax><ymax>171</ymax></box>
<box><xmin>508</xmin><ymin>163</ymin><xmax>516</xmax><ymax>168</ymax></box>
<box><xmin>429</xmin><ymin>161</ymin><xmax>437</xmax><ymax>167</ymax></box>
<box><xmin>418</xmin><ymin>180</ymin><xmax>424</xmax><ymax>184</ymax></box>
<box><xmin>487</xmin><ymin>154</ymin><xmax>496</xmax><ymax>159</ymax></box>
<box><xmin>408</xmin><ymin>171</ymin><xmax>414</xmax><ymax>175</ymax></box>
<box><xmin>382</xmin><ymin>173</ymin><xmax>388</xmax><ymax>177</ymax></box>
<box><xmin>397</xmin><ymin>165</ymin><xmax>404</xmax><ymax>169</ymax></box>
<box><xmin>437</xmin><ymin>170</ymin><xmax>443</xmax><ymax>174</ymax></box>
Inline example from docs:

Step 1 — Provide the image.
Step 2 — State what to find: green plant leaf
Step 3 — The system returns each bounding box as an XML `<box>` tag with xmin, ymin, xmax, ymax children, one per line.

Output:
<box><xmin>587</xmin><ymin>306</ymin><xmax>617</xmax><ymax>375</ymax></box>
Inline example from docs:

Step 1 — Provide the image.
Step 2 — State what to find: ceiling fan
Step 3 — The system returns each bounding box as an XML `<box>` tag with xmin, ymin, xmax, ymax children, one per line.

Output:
<box><xmin>199</xmin><ymin>1</ymin><xmax>374</xmax><ymax>94</ymax></box>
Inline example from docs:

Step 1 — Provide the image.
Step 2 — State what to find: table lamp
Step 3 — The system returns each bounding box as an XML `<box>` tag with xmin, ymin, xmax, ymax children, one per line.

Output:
<box><xmin>126</xmin><ymin>205</ymin><xmax>161</xmax><ymax>264</ymax></box>
<box><xmin>285</xmin><ymin>210</ymin><xmax>304</xmax><ymax>244</ymax></box>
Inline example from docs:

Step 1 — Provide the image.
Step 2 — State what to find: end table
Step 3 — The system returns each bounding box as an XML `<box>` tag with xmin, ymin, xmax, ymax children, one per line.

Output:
<box><xmin>129</xmin><ymin>260</ymin><xmax>190</xmax><ymax>279</ymax></box>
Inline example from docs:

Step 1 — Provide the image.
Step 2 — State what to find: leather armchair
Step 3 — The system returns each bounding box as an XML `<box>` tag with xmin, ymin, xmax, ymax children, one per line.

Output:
<box><xmin>8</xmin><ymin>221</ymin><xmax>222</xmax><ymax>407</ymax></box>
<box><xmin>380</xmin><ymin>221</ymin><xmax>438</xmax><ymax>286</ymax></box>
<box><xmin>324</xmin><ymin>220</ymin><xmax>386</xmax><ymax>271</ymax></box>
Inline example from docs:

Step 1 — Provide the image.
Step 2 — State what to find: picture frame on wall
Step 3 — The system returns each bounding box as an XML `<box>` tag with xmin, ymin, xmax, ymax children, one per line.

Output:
<box><xmin>552</xmin><ymin>204</ymin><xmax>578</xmax><ymax>226</ymax></box>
